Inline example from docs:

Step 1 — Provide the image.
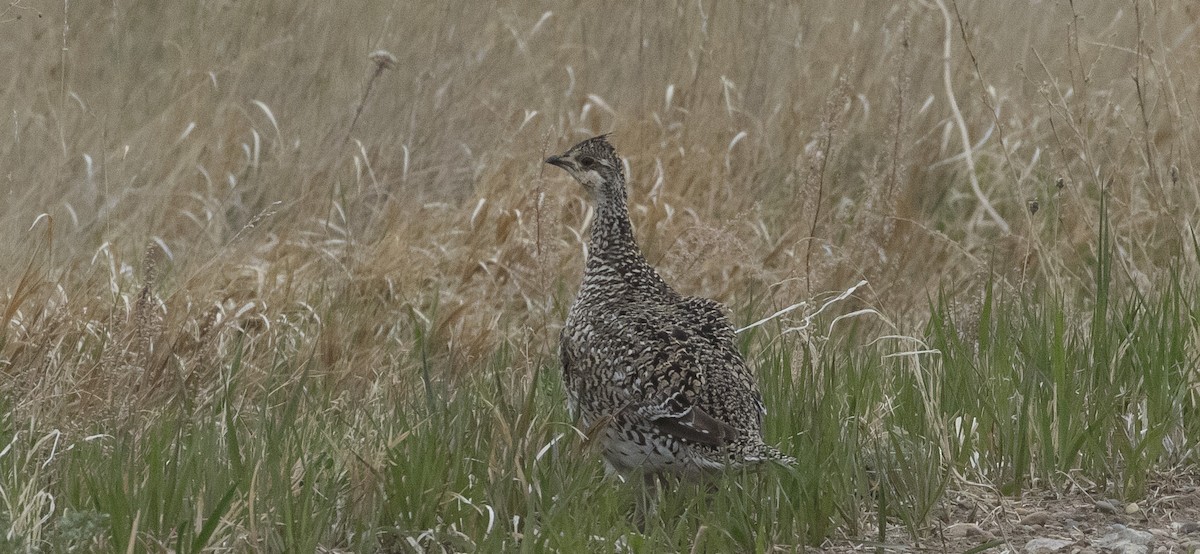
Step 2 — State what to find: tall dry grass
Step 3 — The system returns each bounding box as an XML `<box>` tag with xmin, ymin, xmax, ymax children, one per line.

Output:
<box><xmin>1</xmin><ymin>0</ymin><xmax>1196</xmax><ymax>427</ymax></box>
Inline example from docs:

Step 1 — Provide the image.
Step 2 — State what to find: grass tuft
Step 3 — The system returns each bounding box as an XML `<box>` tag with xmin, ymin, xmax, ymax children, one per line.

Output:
<box><xmin>1</xmin><ymin>0</ymin><xmax>1198</xmax><ymax>550</ymax></box>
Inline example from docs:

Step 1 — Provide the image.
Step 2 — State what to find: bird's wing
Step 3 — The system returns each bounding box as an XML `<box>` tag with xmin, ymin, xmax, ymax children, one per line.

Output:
<box><xmin>633</xmin><ymin>390</ymin><xmax>740</xmax><ymax>447</ymax></box>
<box><xmin>614</xmin><ymin>298</ymin><xmax>764</xmax><ymax>446</ymax></box>
<box><xmin>676</xmin><ymin>296</ymin><xmax>738</xmax><ymax>344</ymax></box>
<box><xmin>674</xmin><ymin>296</ymin><xmax>766</xmax><ymax>419</ymax></box>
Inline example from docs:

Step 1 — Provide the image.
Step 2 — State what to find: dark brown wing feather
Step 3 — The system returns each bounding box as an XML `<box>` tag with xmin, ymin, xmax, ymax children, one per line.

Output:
<box><xmin>650</xmin><ymin>405</ymin><xmax>741</xmax><ymax>447</ymax></box>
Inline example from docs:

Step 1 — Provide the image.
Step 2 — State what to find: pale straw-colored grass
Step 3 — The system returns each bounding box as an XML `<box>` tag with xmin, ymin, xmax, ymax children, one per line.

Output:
<box><xmin>0</xmin><ymin>1</ymin><xmax>1197</xmax><ymax>549</ymax></box>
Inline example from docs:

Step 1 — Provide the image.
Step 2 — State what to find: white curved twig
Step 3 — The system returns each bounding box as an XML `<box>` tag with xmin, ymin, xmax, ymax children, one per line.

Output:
<box><xmin>933</xmin><ymin>0</ymin><xmax>1010</xmax><ymax>234</ymax></box>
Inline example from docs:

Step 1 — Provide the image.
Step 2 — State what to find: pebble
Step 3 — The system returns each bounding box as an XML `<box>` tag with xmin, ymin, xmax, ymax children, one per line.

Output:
<box><xmin>944</xmin><ymin>522</ymin><xmax>991</xmax><ymax>539</ymax></box>
<box><xmin>1094</xmin><ymin>526</ymin><xmax>1153</xmax><ymax>554</ymax></box>
<box><xmin>1024</xmin><ymin>537</ymin><xmax>1073</xmax><ymax>553</ymax></box>
<box><xmin>1095</xmin><ymin>500</ymin><xmax>1120</xmax><ymax>514</ymax></box>
<box><xmin>1124</xmin><ymin>502</ymin><xmax>1140</xmax><ymax>515</ymax></box>
<box><xmin>1020</xmin><ymin>511</ymin><xmax>1054</xmax><ymax>526</ymax></box>
<box><xmin>1174</xmin><ymin>521</ymin><xmax>1200</xmax><ymax>534</ymax></box>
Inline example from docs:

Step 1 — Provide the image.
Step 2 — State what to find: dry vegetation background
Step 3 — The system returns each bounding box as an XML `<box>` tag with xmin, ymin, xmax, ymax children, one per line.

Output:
<box><xmin>0</xmin><ymin>1</ymin><xmax>1198</xmax><ymax>545</ymax></box>
<box><xmin>4</xmin><ymin>1</ymin><xmax>1197</xmax><ymax>417</ymax></box>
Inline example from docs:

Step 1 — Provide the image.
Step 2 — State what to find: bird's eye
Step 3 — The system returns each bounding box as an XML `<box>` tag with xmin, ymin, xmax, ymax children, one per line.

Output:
<box><xmin>579</xmin><ymin>156</ymin><xmax>597</xmax><ymax>168</ymax></box>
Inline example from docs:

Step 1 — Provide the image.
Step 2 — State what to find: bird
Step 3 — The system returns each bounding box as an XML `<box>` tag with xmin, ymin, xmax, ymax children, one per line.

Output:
<box><xmin>544</xmin><ymin>134</ymin><xmax>793</xmax><ymax>480</ymax></box>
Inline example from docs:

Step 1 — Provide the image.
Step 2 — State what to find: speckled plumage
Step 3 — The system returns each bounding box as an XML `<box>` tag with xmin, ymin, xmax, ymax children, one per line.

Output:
<box><xmin>545</xmin><ymin>135</ymin><xmax>793</xmax><ymax>476</ymax></box>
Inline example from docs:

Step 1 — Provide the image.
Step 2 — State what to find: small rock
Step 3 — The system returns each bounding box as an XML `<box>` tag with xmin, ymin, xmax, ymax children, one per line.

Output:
<box><xmin>1174</xmin><ymin>521</ymin><xmax>1200</xmax><ymax>535</ymax></box>
<box><xmin>1094</xmin><ymin>526</ymin><xmax>1153</xmax><ymax>554</ymax></box>
<box><xmin>1095</xmin><ymin>500</ymin><xmax>1120</xmax><ymax>514</ymax></box>
<box><xmin>1124</xmin><ymin>502</ymin><xmax>1140</xmax><ymax>514</ymax></box>
<box><xmin>1021</xmin><ymin>511</ymin><xmax>1054</xmax><ymax>526</ymax></box>
<box><xmin>944</xmin><ymin>522</ymin><xmax>993</xmax><ymax>540</ymax></box>
<box><xmin>1024</xmin><ymin>537</ymin><xmax>1073</xmax><ymax>553</ymax></box>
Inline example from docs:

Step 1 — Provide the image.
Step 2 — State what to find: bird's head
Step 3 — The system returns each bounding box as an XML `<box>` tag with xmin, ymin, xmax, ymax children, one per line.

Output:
<box><xmin>545</xmin><ymin>134</ymin><xmax>625</xmax><ymax>200</ymax></box>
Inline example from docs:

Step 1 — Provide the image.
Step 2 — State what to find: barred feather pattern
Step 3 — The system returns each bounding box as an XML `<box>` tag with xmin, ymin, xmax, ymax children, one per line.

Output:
<box><xmin>547</xmin><ymin>135</ymin><xmax>794</xmax><ymax>476</ymax></box>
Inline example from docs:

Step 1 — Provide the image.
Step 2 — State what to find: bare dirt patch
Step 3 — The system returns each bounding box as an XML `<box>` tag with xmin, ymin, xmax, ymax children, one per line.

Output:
<box><xmin>822</xmin><ymin>472</ymin><xmax>1200</xmax><ymax>553</ymax></box>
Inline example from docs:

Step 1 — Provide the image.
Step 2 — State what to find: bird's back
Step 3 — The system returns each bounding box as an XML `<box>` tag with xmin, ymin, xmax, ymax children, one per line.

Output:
<box><xmin>560</xmin><ymin>262</ymin><xmax>780</xmax><ymax>474</ymax></box>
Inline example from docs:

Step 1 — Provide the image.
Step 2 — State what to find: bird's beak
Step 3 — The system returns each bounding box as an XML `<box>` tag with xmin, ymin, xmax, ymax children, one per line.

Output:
<box><xmin>545</xmin><ymin>155</ymin><xmax>570</xmax><ymax>169</ymax></box>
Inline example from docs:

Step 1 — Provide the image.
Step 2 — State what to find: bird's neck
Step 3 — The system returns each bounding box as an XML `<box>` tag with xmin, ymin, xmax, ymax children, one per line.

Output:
<box><xmin>587</xmin><ymin>182</ymin><xmax>640</xmax><ymax>263</ymax></box>
<box><xmin>583</xmin><ymin>184</ymin><xmax>675</xmax><ymax>299</ymax></box>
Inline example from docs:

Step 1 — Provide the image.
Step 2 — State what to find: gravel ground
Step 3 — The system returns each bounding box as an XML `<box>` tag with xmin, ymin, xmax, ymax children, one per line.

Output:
<box><xmin>819</xmin><ymin>472</ymin><xmax>1200</xmax><ymax>553</ymax></box>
